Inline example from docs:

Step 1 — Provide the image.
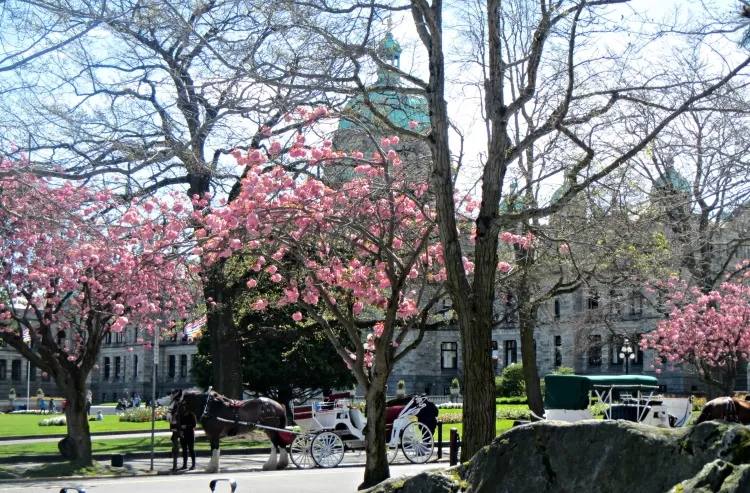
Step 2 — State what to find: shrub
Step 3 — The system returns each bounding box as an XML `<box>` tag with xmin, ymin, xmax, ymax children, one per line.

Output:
<box><xmin>119</xmin><ymin>406</ymin><xmax>168</xmax><ymax>422</ymax></box>
<box><xmin>552</xmin><ymin>366</ymin><xmax>575</xmax><ymax>375</ymax></box>
<box><xmin>496</xmin><ymin>396</ymin><xmax>528</xmax><ymax>405</ymax></box>
<box><xmin>692</xmin><ymin>396</ymin><xmax>707</xmax><ymax>412</ymax></box>
<box><xmin>496</xmin><ymin>408</ymin><xmax>531</xmax><ymax>420</ymax></box>
<box><xmin>496</xmin><ymin>363</ymin><xmax>526</xmax><ymax>398</ymax></box>
<box><xmin>589</xmin><ymin>401</ymin><xmax>609</xmax><ymax>417</ymax></box>
<box><xmin>39</xmin><ymin>417</ymin><xmax>66</xmax><ymax>426</ymax></box>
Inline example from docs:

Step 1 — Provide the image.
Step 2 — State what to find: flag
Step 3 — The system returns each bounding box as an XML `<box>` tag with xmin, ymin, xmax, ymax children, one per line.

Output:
<box><xmin>184</xmin><ymin>315</ymin><xmax>207</xmax><ymax>339</ymax></box>
<box><xmin>22</xmin><ymin>328</ymin><xmax>30</xmax><ymax>343</ymax></box>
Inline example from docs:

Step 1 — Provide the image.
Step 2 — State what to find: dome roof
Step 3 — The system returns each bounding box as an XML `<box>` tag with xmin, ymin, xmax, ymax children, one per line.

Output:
<box><xmin>653</xmin><ymin>169</ymin><xmax>691</xmax><ymax>194</ymax></box>
<box><xmin>338</xmin><ymin>32</ymin><xmax>429</xmax><ymax>132</ymax></box>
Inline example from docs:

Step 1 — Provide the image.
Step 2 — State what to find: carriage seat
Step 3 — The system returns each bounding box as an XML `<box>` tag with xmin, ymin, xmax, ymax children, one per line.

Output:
<box><xmin>319</xmin><ymin>392</ymin><xmax>352</xmax><ymax>411</ymax></box>
<box><xmin>385</xmin><ymin>405</ymin><xmax>405</xmax><ymax>438</ymax></box>
<box><xmin>293</xmin><ymin>405</ymin><xmax>314</xmax><ymax>420</ymax></box>
<box><xmin>327</xmin><ymin>392</ymin><xmax>351</xmax><ymax>401</ymax></box>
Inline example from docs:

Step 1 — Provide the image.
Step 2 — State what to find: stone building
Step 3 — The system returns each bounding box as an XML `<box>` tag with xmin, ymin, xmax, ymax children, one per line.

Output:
<box><xmin>0</xmin><ymin>331</ymin><xmax>199</xmax><ymax>406</ymax></box>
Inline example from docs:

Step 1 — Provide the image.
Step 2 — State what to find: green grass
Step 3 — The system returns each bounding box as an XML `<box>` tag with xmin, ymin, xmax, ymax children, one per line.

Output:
<box><xmin>0</xmin><ymin>414</ymin><xmax>170</xmax><ymax>436</ymax></box>
<box><xmin>437</xmin><ymin>420</ymin><xmax>514</xmax><ymax>439</ymax></box>
<box><xmin>0</xmin><ymin>435</ymin><xmax>268</xmax><ymax>459</ymax></box>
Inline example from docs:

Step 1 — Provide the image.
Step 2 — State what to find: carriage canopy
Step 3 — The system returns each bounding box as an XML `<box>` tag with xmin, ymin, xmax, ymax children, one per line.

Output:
<box><xmin>544</xmin><ymin>375</ymin><xmax>659</xmax><ymax>410</ymax></box>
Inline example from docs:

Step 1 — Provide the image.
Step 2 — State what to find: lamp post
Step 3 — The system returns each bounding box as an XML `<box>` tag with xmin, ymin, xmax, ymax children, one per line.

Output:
<box><xmin>619</xmin><ymin>338</ymin><xmax>636</xmax><ymax>375</ymax></box>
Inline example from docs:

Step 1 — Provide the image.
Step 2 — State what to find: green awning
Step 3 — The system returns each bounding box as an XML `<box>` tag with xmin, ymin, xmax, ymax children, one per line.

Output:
<box><xmin>544</xmin><ymin>375</ymin><xmax>659</xmax><ymax>410</ymax></box>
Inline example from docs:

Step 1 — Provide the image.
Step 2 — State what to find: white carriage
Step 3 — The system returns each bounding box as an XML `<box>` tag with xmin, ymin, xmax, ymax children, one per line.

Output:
<box><xmin>539</xmin><ymin>375</ymin><xmax>693</xmax><ymax>428</ymax></box>
<box><xmin>287</xmin><ymin>392</ymin><xmax>435</xmax><ymax>469</ymax></box>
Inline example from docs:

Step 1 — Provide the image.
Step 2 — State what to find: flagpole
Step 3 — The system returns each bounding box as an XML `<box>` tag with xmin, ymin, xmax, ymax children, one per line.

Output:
<box><xmin>25</xmin><ymin>337</ymin><xmax>30</xmax><ymax>411</ymax></box>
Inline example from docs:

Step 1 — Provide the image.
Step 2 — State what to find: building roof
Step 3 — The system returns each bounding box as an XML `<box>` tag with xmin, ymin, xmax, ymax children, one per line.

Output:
<box><xmin>338</xmin><ymin>32</ymin><xmax>429</xmax><ymax>132</ymax></box>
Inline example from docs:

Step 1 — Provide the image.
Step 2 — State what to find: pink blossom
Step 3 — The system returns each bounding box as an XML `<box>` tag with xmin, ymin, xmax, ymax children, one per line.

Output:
<box><xmin>409</xmin><ymin>120</ymin><xmax>419</xmax><ymax>129</ymax></box>
<box><xmin>292</xmin><ymin>312</ymin><xmax>303</xmax><ymax>322</ymax></box>
<box><xmin>247</xmin><ymin>279</ymin><xmax>258</xmax><ymax>288</ymax></box>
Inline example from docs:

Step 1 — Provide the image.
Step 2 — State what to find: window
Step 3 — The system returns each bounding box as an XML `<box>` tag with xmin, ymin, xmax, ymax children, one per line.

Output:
<box><xmin>505</xmin><ymin>340</ymin><xmax>517</xmax><ymax>367</ymax></box>
<box><xmin>115</xmin><ymin>356</ymin><xmax>121</xmax><ymax>379</ymax></box>
<box><xmin>588</xmin><ymin>335</ymin><xmax>602</xmax><ymax>366</ymax></box>
<box><xmin>56</xmin><ymin>330</ymin><xmax>66</xmax><ymax>347</ymax></box>
<box><xmin>0</xmin><ymin>360</ymin><xmax>6</xmax><ymax>380</ymax></box>
<box><xmin>609</xmin><ymin>289</ymin><xmax>620</xmax><ymax>316</ymax></box>
<box><xmin>554</xmin><ymin>299</ymin><xmax>561</xmax><ymax>320</ymax></box>
<box><xmin>180</xmin><ymin>354</ymin><xmax>188</xmax><ymax>377</ymax></box>
<box><xmin>554</xmin><ymin>336</ymin><xmax>563</xmax><ymax>367</ymax></box>
<box><xmin>29</xmin><ymin>364</ymin><xmax>36</xmax><ymax>381</ymax></box>
<box><xmin>504</xmin><ymin>294</ymin><xmax>518</xmax><ymax>323</ymax></box>
<box><xmin>133</xmin><ymin>355</ymin><xmax>138</xmax><ymax>379</ymax></box>
<box><xmin>441</xmin><ymin>342</ymin><xmax>458</xmax><ymax>369</ymax></box>
<box><xmin>11</xmin><ymin>360</ymin><xmax>21</xmax><ymax>381</ymax></box>
<box><xmin>104</xmin><ymin>357</ymin><xmax>111</xmax><ymax>380</ymax></box>
<box><xmin>588</xmin><ymin>291</ymin><xmax>599</xmax><ymax>310</ymax></box>
<box><xmin>629</xmin><ymin>292</ymin><xmax>643</xmax><ymax>318</ymax></box>
<box><xmin>105</xmin><ymin>332</ymin><xmax>112</xmax><ymax>344</ymax></box>
<box><xmin>168</xmin><ymin>355</ymin><xmax>176</xmax><ymax>378</ymax></box>
<box><xmin>115</xmin><ymin>331</ymin><xmax>124</xmax><ymax>344</ymax></box>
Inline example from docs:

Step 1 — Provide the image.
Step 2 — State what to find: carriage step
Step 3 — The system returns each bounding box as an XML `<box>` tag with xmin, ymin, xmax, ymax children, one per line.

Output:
<box><xmin>209</xmin><ymin>478</ymin><xmax>238</xmax><ymax>493</ymax></box>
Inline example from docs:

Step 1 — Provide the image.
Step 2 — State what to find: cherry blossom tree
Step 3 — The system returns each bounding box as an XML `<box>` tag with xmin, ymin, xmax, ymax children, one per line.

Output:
<box><xmin>0</xmin><ymin>155</ymin><xmax>200</xmax><ymax>466</ymax></box>
<box><xmin>198</xmin><ymin>115</ymin><xmax>480</xmax><ymax>487</ymax></box>
<box><xmin>641</xmin><ymin>274</ymin><xmax>750</xmax><ymax>396</ymax></box>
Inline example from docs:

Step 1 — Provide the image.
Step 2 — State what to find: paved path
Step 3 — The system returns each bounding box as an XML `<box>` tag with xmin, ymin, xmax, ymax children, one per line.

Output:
<box><xmin>0</xmin><ymin>462</ymin><xmax>446</xmax><ymax>492</ymax></box>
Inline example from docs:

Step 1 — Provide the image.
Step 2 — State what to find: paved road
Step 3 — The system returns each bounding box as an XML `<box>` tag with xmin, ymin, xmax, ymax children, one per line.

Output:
<box><xmin>0</xmin><ymin>462</ymin><xmax>446</xmax><ymax>492</ymax></box>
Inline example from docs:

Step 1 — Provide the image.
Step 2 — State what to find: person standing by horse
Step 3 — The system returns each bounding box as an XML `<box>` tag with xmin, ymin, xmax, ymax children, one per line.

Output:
<box><xmin>169</xmin><ymin>412</ymin><xmax>182</xmax><ymax>471</ymax></box>
<box><xmin>179</xmin><ymin>410</ymin><xmax>197</xmax><ymax>470</ymax></box>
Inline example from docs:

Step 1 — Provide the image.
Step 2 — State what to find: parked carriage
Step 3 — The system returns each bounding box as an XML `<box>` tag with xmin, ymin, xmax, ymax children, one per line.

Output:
<box><xmin>286</xmin><ymin>392</ymin><xmax>437</xmax><ymax>469</ymax></box>
<box><xmin>539</xmin><ymin>375</ymin><xmax>692</xmax><ymax>427</ymax></box>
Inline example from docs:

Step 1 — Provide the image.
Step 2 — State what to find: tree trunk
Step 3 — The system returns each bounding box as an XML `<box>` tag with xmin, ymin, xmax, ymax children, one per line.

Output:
<box><xmin>359</xmin><ymin>382</ymin><xmax>389</xmax><ymax>490</ymax></box>
<box><xmin>519</xmin><ymin>304</ymin><xmax>543</xmax><ymax>416</ymax></box>
<box><xmin>204</xmin><ymin>264</ymin><xmax>243</xmax><ymax>399</ymax></box>
<box><xmin>457</xmin><ymin>309</ymin><xmax>496</xmax><ymax>462</ymax></box>
<box><xmin>59</xmin><ymin>377</ymin><xmax>92</xmax><ymax>467</ymax></box>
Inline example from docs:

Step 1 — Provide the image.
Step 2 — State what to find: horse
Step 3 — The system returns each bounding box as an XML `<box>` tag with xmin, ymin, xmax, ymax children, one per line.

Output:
<box><xmin>168</xmin><ymin>389</ymin><xmax>289</xmax><ymax>473</ymax></box>
<box><xmin>694</xmin><ymin>396</ymin><xmax>750</xmax><ymax>425</ymax></box>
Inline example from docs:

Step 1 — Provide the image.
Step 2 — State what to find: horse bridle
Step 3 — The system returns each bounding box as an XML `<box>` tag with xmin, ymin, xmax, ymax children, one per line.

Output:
<box><xmin>198</xmin><ymin>386</ymin><xmax>213</xmax><ymax>422</ymax></box>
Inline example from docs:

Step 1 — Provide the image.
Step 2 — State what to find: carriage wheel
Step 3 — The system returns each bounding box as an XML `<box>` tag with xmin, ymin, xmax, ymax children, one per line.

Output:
<box><xmin>290</xmin><ymin>434</ymin><xmax>315</xmax><ymax>469</ymax></box>
<box><xmin>401</xmin><ymin>422</ymin><xmax>434</xmax><ymax>464</ymax></box>
<box><xmin>311</xmin><ymin>432</ymin><xmax>345</xmax><ymax>468</ymax></box>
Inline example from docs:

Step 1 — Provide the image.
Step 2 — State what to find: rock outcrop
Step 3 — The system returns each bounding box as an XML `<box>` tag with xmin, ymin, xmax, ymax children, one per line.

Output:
<box><xmin>366</xmin><ymin>420</ymin><xmax>750</xmax><ymax>493</ymax></box>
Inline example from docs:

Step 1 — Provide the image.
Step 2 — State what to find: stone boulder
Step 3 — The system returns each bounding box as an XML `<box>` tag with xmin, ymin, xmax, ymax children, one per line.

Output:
<box><xmin>667</xmin><ymin>460</ymin><xmax>750</xmax><ymax>493</ymax></box>
<box><xmin>366</xmin><ymin>420</ymin><xmax>750</xmax><ymax>493</ymax></box>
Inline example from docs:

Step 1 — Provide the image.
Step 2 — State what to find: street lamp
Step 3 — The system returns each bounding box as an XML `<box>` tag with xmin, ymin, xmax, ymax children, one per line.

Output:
<box><xmin>619</xmin><ymin>338</ymin><xmax>636</xmax><ymax>375</ymax></box>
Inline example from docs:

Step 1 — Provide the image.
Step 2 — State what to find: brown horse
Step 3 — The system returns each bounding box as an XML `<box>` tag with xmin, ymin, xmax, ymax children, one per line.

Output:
<box><xmin>694</xmin><ymin>396</ymin><xmax>750</xmax><ymax>425</ymax></box>
<box><xmin>168</xmin><ymin>389</ymin><xmax>289</xmax><ymax>472</ymax></box>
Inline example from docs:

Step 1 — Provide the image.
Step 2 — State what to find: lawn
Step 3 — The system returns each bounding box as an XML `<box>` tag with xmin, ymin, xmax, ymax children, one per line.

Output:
<box><xmin>0</xmin><ymin>434</ymin><xmax>267</xmax><ymax>459</ymax></box>
<box><xmin>0</xmin><ymin>414</ymin><xmax>170</xmax><ymax>437</ymax></box>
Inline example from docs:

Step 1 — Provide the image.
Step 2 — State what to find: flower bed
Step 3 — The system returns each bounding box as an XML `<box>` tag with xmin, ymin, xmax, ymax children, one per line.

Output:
<box><xmin>437</xmin><ymin>402</ymin><xmax>463</xmax><ymax>409</ymax></box>
<box><xmin>118</xmin><ymin>406</ymin><xmax>168</xmax><ymax>422</ymax></box>
<box><xmin>39</xmin><ymin>417</ymin><xmax>67</xmax><ymax>426</ymax></box>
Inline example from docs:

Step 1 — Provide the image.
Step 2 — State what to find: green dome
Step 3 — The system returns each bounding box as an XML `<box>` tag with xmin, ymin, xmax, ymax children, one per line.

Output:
<box><xmin>653</xmin><ymin>169</ymin><xmax>691</xmax><ymax>194</ymax></box>
<box><xmin>338</xmin><ymin>32</ymin><xmax>429</xmax><ymax>131</ymax></box>
<box><xmin>378</xmin><ymin>32</ymin><xmax>402</xmax><ymax>62</ymax></box>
